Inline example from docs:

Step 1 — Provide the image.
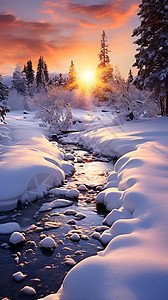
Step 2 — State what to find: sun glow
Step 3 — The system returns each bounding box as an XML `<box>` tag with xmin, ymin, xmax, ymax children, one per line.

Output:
<box><xmin>80</xmin><ymin>70</ymin><xmax>96</xmax><ymax>86</ymax></box>
<box><xmin>77</xmin><ymin>69</ymin><xmax>96</xmax><ymax>107</ymax></box>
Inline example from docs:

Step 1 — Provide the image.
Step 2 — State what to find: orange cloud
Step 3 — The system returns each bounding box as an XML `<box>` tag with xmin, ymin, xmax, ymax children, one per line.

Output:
<box><xmin>0</xmin><ymin>13</ymin><xmax>83</xmax><ymax>74</ymax></box>
<box><xmin>42</xmin><ymin>0</ymin><xmax>139</xmax><ymax>29</ymax></box>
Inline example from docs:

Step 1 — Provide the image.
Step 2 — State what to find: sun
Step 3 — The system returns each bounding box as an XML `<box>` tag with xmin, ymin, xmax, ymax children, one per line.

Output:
<box><xmin>80</xmin><ymin>70</ymin><xmax>95</xmax><ymax>85</ymax></box>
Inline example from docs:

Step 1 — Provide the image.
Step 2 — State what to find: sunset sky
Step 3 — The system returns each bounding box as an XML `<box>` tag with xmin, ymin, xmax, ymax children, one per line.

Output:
<box><xmin>0</xmin><ymin>0</ymin><xmax>141</xmax><ymax>78</ymax></box>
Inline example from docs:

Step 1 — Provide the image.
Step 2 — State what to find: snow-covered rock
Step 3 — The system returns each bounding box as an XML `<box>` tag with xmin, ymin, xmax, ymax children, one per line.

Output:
<box><xmin>70</xmin><ymin>233</ymin><xmax>80</xmax><ymax>242</ymax></box>
<box><xmin>49</xmin><ymin>188</ymin><xmax>68</xmax><ymax>197</ymax></box>
<box><xmin>13</xmin><ymin>271</ymin><xmax>27</xmax><ymax>282</ymax></box>
<box><xmin>0</xmin><ymin>222</ymin><xmax>21</xmax><ymax>234</ymax></box>
<box><xmin>64</xmin><ymin>154</ymin><xmax>75</xmax><ymax>161</ymax></box>
<box><xmin>67</xmin><ymin>189</ymin><xmax>79</xmax><ymax>198</ymax></box>
<box><xmin>39</xmin><ymin>199</ymin><xmax>73</xmax><ymax>212</ymax></box>
<box><xmin>74</xmin><ymin>213</ymin><xmax>86</xmax><ymax>220</ymax></box>
<box><xmin>77</xmin><ymin>184</ymin><xmax>87</xmax><ymax>191</ymax></box>
<box><xmin>65</xmin><ymin>257</ymin><xmax>76</xmax><ymax>266</ymax></box>
<box><xmin>64</xmin><ymin>209</ymin><xmax>77</xmax><ymax>215</ymax></box>
<box><xmin>77</xmin><ymin>157</ymin><xmax>83</xmax><ymax>163</ymax></box>
<box><xmin>40</xmin><ymin>237</ymin><xmax>57</xmax><ymax>249</ymax></box>
<box><xmin>91</xmin><ymin>232</ymin><xmax>100</xmax><ymax>239</ymax></box>
<box><xmin>9</xmin><ymin>232</ymin><xmax>25</xmax><ymax>245</ymax></box>
<box><xmin>67</xmin><ymin>219</ymin><xmax>76</xmax><ymax>225</ymax></box>
<box><xmin>21</xmin><ymin>286</ymin><xmax>36</xmax><ymax>295</ymax></box>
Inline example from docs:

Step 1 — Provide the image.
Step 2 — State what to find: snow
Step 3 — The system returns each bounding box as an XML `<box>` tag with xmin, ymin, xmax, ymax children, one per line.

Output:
<box><xmin>39</xmin><ymin>199</ymin><xmax>73</xmax><ymax>212</ymax></box>
<box><xmin>0</xmin><ymin>111</ymin><xmax>74</xmax><ymax>212</ymax></box>
<box><xmin>49</xmin><ymin>188</ymin><xmax>69</xmax><ymax>197</ymax></box>
<box><xmin>48</xmin><ymin>188</ymin><xmax>79</xmax><ymax>199</ymax></box>
<box><xmin>9</xmin><ymin>232</ymin><xmax>25</xmax><ymax>245</ymax></box>
<box><xmin>40</xmin><ymin>237</ymin><xmax>57</xmax><ymax>249</ymax></box>
<box><xmin>0</xmin><ymin>222</ymin><xmax>21</xmax><ymax>234</ymax></box>
<box><xmin>40</xmin><ymin>112</ymin><xmax>168</xmax><ymax>300</ymax></box>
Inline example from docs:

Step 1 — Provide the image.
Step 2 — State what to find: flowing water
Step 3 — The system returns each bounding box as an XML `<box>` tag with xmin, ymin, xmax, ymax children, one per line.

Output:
<box><xmin>0</xmin><ymin>141</ymin><xmax>114</xmax><ymax>300</ymax></box>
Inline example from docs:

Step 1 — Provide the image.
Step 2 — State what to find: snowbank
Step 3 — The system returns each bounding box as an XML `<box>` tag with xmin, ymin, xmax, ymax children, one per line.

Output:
<box><xmin>0</xmin><ymin>112</ymin><xmax>74</xmax><ymax>211</ymax></box>
<box><xmin>41</xmin><ymin>115</ymin><xmax>168</xmax><ymax>300</ymax></box>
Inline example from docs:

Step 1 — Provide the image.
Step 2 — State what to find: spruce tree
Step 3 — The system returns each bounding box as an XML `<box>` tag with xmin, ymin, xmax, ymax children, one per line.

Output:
<box><xmin>36</xmin><ymin>56</ymin><xmax>46</xmax><ymax>88</ymax></box>
<box><xmin>68</xmin><ymin>61</ymin><xmax>77</xmax><ymax>83</ymax></box>
<box><xmin>97</xmin><ymin>30</ymin><xmax>113</xmax><ymax>83</ymax></box>
<box><xmin>0</xmin><ymin>74</ymin><xmax>9</xmax><ymax>101</ymax></box>
<box><xmin>132</xmin><ymin>0</ymin><xmax>168</xmax><ymax>115</ymax></box>
<box><xmin>44</xmin><ymin>62</ymin><xmax>49</xmax><ymax>83</ymax></box>
<box><xmin>98</xmin><ymin>30</ymin><xmax>111</xmax><ymax>69</ymax></box>
<box><xmin>26</xmin><ymin>60</ymin><xmax>35</xmax><ymax>86</ymax></box>
<box><xmin>23</xmin><ymin>65</ymin><xmax>28</xmax><ymax>76</ymax></box>
<box><xmin>0</xmin><ymin>74</ymin><xmax>10</xmax><ymax>122</ymax></box>
<box><xmin>67</xmin><ymin>60</ymin><xmax>78</xmax><ymax>88</ymax></box>
<box><xmin>128</xmin><ymin>69</ymin><xmax>134</xmax><ymax>84</ymax></box>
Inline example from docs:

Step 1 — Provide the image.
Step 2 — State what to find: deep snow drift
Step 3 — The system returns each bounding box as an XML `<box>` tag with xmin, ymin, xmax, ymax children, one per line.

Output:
<box><xmin>40</xmin><ymin>113</ymin><xmax>168</xmax><ymax>300</ymax></box>
<box><xmin>0</xmin><ymin>112</ymin><xmax>74</xmax><ymax>211</ymax></box>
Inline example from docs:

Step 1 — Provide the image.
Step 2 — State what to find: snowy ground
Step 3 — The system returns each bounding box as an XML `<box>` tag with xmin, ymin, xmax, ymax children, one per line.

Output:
<box><xmin>1</xmin><ymin>109</ymin><xmax>168</xmax><ymax>300</ymax></box>
<box><xmin>0</xmin><ymin>111</ymin><xmax>75</xmax><ymax>211</ymax></box>
<box><xmin>40</xmin><ymin>112</ymin><xmax>168</xmax><ymax>300</ymax></box>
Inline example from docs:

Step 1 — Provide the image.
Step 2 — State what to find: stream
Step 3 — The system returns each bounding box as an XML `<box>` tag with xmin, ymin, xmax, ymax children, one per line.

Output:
<box><xmin>0</xmin><ymin>140</ymin><xmax>114</xmax><ymax>300</ymax></box>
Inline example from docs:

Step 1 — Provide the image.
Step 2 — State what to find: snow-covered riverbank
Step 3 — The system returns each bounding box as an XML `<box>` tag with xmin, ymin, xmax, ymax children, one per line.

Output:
<box><xmin>1</xmin><ymin>109</ymin><xmax>168</xmax><ymax>300</ymax></box>
<box><xmin>0</xmin><ymin>112</ymin><xmax>74</xmax><ymax>211</ymax></box>
<box><xmin>42</xmin><ymin>114</ymin><xmax>168</xmax><ymax>300</ymax></box>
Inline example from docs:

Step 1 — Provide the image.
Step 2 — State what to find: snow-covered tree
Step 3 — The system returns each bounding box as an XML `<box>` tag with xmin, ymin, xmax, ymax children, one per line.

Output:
<box><xmin>22</xmin><ymin>60</ymin><xmax>35</xmax><ymax>97</ymax></box>
<box><xmin>98</xmin><ymin>30</ymin><xmax>111</xmax><ymax>69</ymax></box>
<box><xmin>0</xmin><ymin>74</ymin><xmax>8</xmax><ymax>102</ymax></box>
<box><xmin>36</xmin><ymin>56</ymin><xmax>46</xmax><ymax>89</ymax></box>
<box><xmin>11</xmin><ymin>64</ymin><xmax>27</xmax><ymax>95</ymax></box>
<box><xmin>128</xmin><ymin>69</ymin><xmax>134</xmax><ymax>84</ymax></box>
<box><xmin>44</xmin><ymin>62</ymin><xmax>49</xmax><ymax>83</ymax></box>
<box><xmin>10</xmin><ymin>65</ymin><xmax>30</xmax><ymax>110</ymax></box>
<box><xmin>25</xmin><ymin>60</ymin><xmax>35</xmax><ymax>86</ymax></box>
<box><xmin>132</xmin><ymin>0</ymin><xmax>168</xmax><ymax>115</ymax></box>
<box><xmin>97</xmin><ymin>30</ymin><xmax>113</xmax><ymax>84</ymax></box>
<box><xmin>36</xmin><ymin>88</ymin><xmax>73</xmax><ymax>133</ymax></box>
<box><xmin>67</xmin><ymin>60</ymin><xmax>78</xmax><ymax>89</ymax></box>
<box><xmin>0</xmin><ymin>74</ymin><xmax>10</xmax><ymax>122</ymax></box>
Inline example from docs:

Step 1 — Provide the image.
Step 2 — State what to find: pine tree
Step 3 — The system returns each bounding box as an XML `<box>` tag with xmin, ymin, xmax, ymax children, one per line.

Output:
<box><xmin>128</xmin><ymin>69</ymin><xmax>134</xmax><ymax>84</ymax></box>
<box><xmin>23</xmin><ymin>65</ymin><xmax>28</xmax><ymax>76</ymax></box>
<box><xmin>98</xmin><ymin>30</ymin><xmax>111</xmax><ymax>69</ymax></box>
<box><xmin>0</xmin><ymin>74</ymin><xmax>8</xmax><ymax>101</ymax></box>
<box><xmin>44</xmin><ymin>62</ymin><xmax>49</xmax><ymax>83</ymax></box>
<box><xmin>68</xmin><ymin>60</ymin><xmax>77</xmax><ymax>88</ymax></box>
<box><xmin>97</xmin><ymin>30</ymin><xmax>113</xmax><ymax>83</ymax></box>
<box><xmin>26</xmin><ymin>60</ymin><xmax>35</xmax><ymax>86</ymax></box>
<box><xmin>132</xmin><ymin>0</ymin><xmax>168</xmax><ymax>115</ymax></box>
<box><xmin>36</xmin><ymin>56</ymin><xmax>46</xmax><ymax>88</ymax></box>
<box><xmin>0</xmin><ymin>74</ymin><xmax>10</xmax><ymax>122</ymax></box>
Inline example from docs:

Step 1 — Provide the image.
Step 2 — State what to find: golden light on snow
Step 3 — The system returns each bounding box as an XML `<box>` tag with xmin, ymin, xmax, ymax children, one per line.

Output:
<box><xmin>77</xmin><ymin>70</ymin><xmax>96</xmax><ymax>107</ymax></box>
